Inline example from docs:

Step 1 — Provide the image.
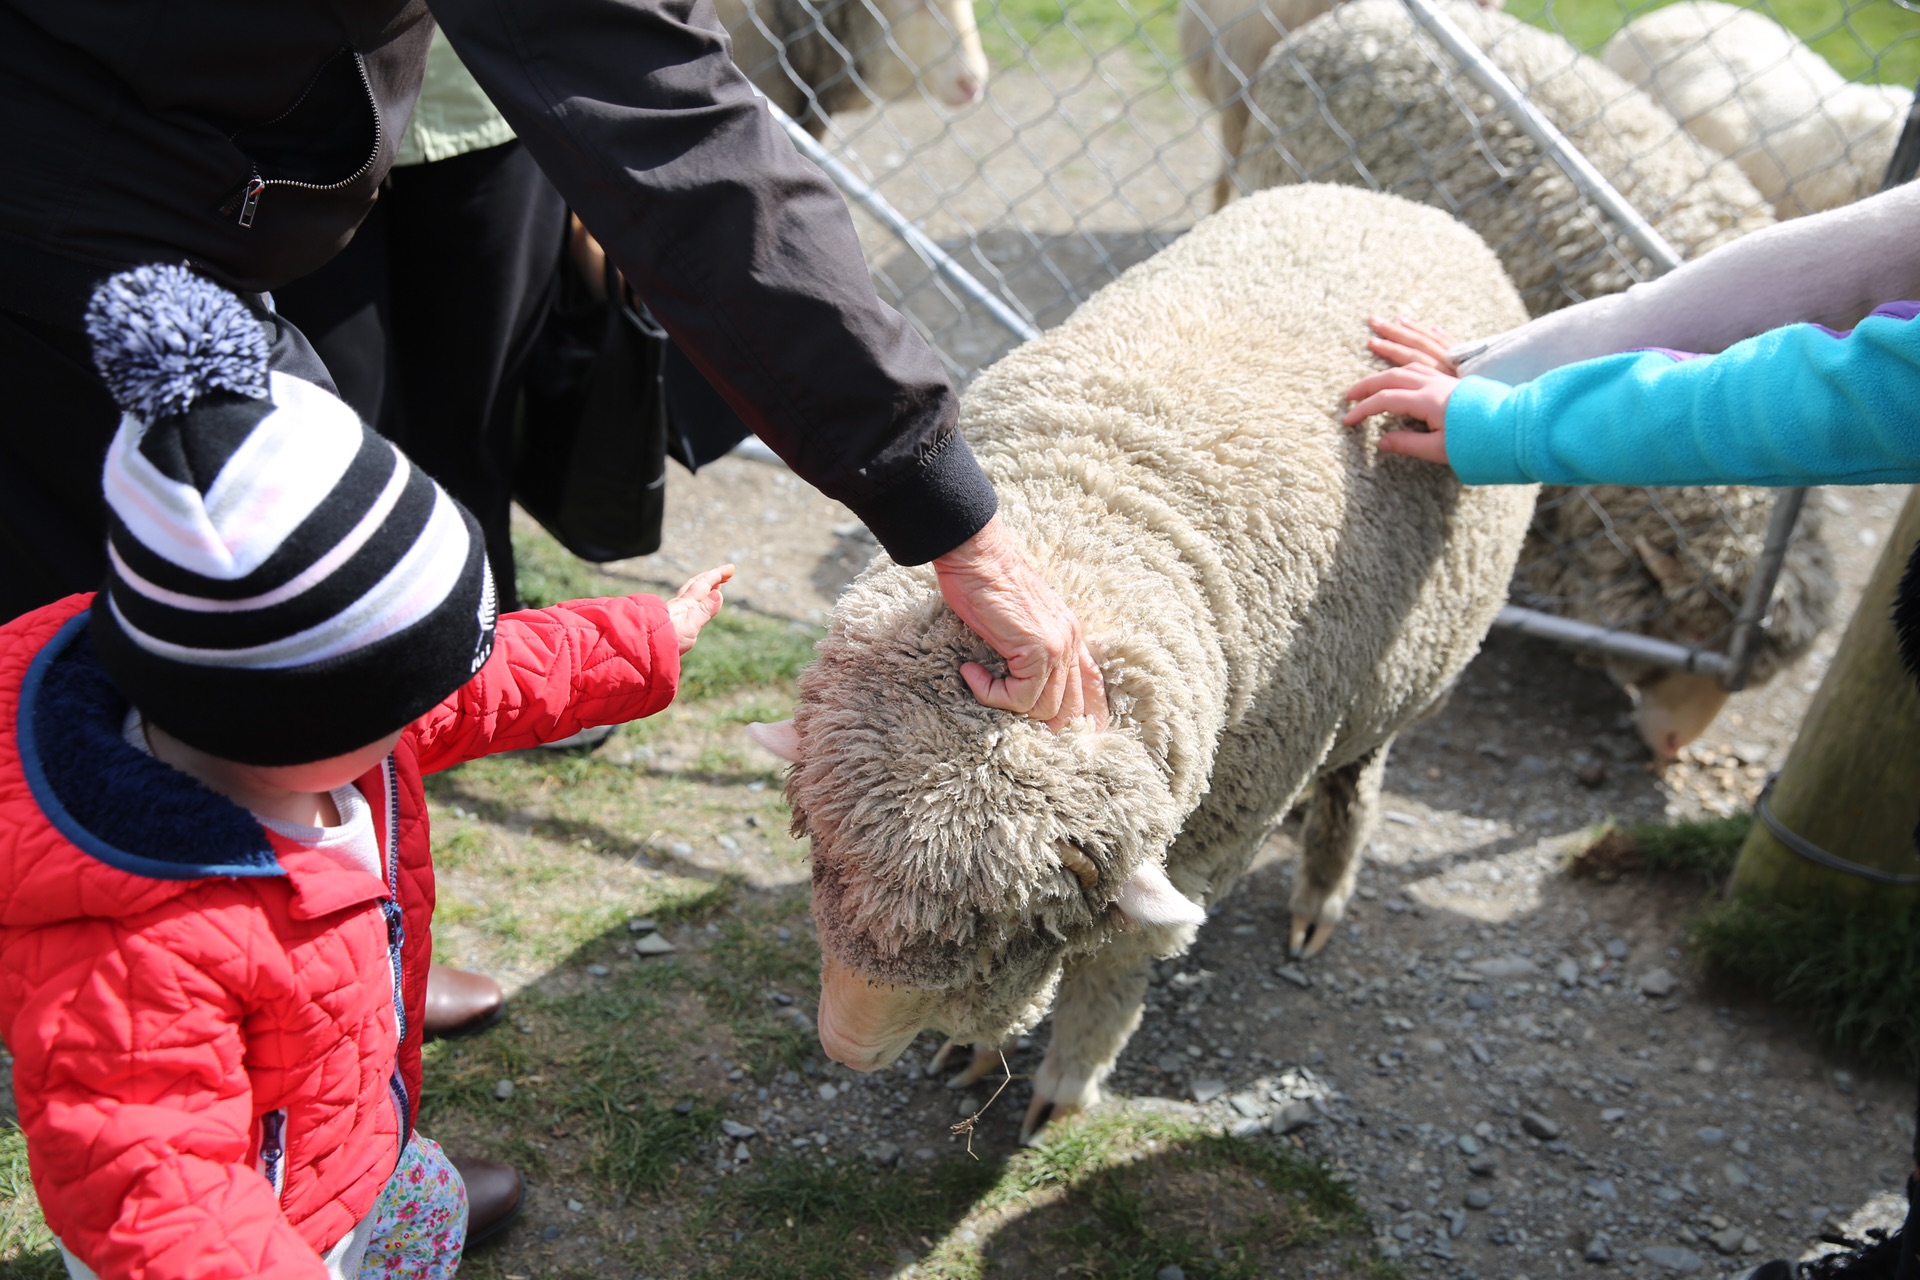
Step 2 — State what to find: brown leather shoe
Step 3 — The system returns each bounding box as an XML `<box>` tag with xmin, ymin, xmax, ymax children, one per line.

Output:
<box><xmin>423</xmin><ymin>965</ymin><xmax>505</xmax><ymax>1041</ymax></box>
<box><xmin>452</xmin><ymin>1157</ymin><xmax>525</xmax><ymax>1250</ymax></box>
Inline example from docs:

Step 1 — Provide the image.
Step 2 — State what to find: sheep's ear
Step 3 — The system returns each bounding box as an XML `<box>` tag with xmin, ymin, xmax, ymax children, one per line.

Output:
<box><xmin>746</xmin><ymin>720</ymin><xmax>802</xmax><ymax>762</ymax></box>
<box><xmin>1114</xmin><ymin>860</ymin><xmax>1206</xmax><ymax>929</ymax></box>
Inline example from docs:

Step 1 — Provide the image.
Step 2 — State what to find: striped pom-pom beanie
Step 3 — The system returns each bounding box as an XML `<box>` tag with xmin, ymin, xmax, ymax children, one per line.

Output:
<box><xmin>86</xmin><ymin>265</ymin><xmax>497</xmax><ymax>766</ymax></box>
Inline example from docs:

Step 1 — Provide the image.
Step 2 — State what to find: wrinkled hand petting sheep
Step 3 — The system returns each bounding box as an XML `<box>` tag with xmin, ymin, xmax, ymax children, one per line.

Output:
<box><xmin>934</xmin><ymin>515</ymin><xmax>1108</xmax><ymax>732</ymax></box>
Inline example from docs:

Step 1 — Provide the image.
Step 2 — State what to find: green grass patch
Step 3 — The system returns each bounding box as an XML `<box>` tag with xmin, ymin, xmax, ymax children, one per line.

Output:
<box><xmin>980</xmin><ymin>0</ymin><xmax>1186</xmax><ymax>71</ymax></box>
<box><xmin>1505</xmin><ymin>0</ymin><xmax>1920</xmax><ymax>85</ymax></box>
<box><xmin>1569</xmin><ymin>813</ymin><xmax>1750</xmax><ymax>883</ymax></box>
<box><xmin>1693</xmin><ymin>892</ymin><xmax>1920</xmax><ymax>1071</ymax></box>
<box><xmin>0</xmin><ymin>1124</ymin><xmax>60</xmax><ymax>1278</ymax></box>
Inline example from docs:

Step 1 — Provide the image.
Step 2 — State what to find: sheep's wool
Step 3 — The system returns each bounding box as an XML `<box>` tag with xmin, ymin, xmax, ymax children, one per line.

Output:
<box><xmin>789</xmin><ymin>186</ymin><xmax>1536</xmax><ymax>1044</ymax></box>
<box><xmin>1240</xmin><ymin>0</ymin><xmax>1776</xmax><ymax>315</ymax></box>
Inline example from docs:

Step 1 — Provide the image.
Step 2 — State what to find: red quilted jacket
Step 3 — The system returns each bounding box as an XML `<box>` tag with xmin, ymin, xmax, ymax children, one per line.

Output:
<box><xmin>0</xmin><ymin>592</ymin><xmax>678</xmax><ymax>1279</ymax></box>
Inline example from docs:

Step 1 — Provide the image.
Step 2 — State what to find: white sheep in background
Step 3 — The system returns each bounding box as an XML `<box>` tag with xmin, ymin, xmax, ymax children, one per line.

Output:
<box><xmin>1515</xmin><ymin>484</ymin><xmax>1837</xmax><ymax>761</ymax></box>
<box><xmin>1238</xmin><ymin>0</ymin><xmax>1775</xmax><ymax>317</ymax></box>
<box><xmin>749</xmin><ymin>185</ymin><xmax>1535</xmax><ymax>1139</ymax></box>
<box><xmin>715</xmin><ymin>0</ymin><xmax>986</xmax><ymax>137</ymax></box>
<box><xmin>1601</xmin><ymin>1</ymin><xmax>1912</xmax><ymax>219</ymax></box>
<box><xmin>1178</xmin><ymin>0</ymin><xmax>1505</xmax><ymax>210</ymax></box>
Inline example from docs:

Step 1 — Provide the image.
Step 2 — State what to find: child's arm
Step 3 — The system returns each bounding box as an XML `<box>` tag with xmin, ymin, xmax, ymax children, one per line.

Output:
<box><xmin>8</xmin><ymin>925</ymin><xmax>331</xmax><ymax>1279</ymax></box>
<box><xmin>1344</xmin><ymin>305</ymin><xmax>1920</xmax><ymax>487</ymax></box>
<box><xmin>1455</xmin><ymin>180</ymin><xmax>1920</xmax><ymax>384</ymax></box>
<box><xmin>410</xmin><ymin>567</ymin><xmax>732</xmax><ymax>773</ymax></box>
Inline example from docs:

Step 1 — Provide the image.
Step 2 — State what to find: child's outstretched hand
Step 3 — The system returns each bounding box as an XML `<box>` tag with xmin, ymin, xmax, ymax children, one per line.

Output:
<box><xmin>666</xmin><ymin>565</ymin><xmax>734</xmax><ymax>655</ymax></box>
<box><xmin>1341</xmin><ymin>315</ymin><xmax>1462</xmax><ymax>468</ymax></box>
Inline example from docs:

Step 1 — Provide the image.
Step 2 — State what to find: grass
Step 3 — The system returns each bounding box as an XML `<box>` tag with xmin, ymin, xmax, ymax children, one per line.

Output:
<box><xmin>1570</xmin><ymin>811</ymin><xmax>1920</xmax><ymax>1071</ymax></box>
<box><xmin>0</xmin><ymin>1125</ymin><xmax>60</xmax><ymax>1278</ymax></box>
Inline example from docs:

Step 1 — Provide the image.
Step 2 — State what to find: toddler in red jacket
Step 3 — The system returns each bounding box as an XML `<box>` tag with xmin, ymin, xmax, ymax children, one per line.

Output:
<box><xmin>0</xmin><ymin>265</ymin><xmax>730</xmax><ymax>1279</ymax></box>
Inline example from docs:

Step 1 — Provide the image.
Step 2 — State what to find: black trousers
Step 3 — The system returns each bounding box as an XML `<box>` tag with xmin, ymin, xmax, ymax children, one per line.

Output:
<box><xmin>275</xmin><ymin>139</ymin><xmax>568</xmax><ymax>612</ymax></box>
<box><xmin>0</xmin><ymin>303</ymin><xmax>336</xmax><ymax>622</ymax></box>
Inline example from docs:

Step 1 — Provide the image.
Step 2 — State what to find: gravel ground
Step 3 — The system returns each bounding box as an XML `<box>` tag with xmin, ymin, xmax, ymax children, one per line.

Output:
<box><xmin>595</xmin><ymin>453</ymin><xmax>1914</xmax><ymax>1278</ymax></box>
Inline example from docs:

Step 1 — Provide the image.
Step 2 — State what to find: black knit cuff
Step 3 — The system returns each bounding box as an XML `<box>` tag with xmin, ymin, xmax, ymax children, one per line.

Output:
<box><xmin>853</xmin><ymin>434</ymin><xmax>999</xmax><ymax>567</ymax></box>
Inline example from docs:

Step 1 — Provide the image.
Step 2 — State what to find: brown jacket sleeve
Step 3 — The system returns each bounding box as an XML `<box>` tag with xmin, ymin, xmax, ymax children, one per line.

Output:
<box><xmin>429</xmin><ymin>0</ymin><xmax>998</xmax><ymax>565</ymax></box>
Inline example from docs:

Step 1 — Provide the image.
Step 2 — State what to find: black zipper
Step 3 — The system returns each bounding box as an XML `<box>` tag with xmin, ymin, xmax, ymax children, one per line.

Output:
<box><xmin>380</xmin><ymin>755</ymin><xmax>412</xmax><ymax>1158</ymax></box>
<box><xmin>221</xmin><ymin>50</ymin><xmax>383</xmax><ymax>228</ymax></box>
<box><xmin>256</xmin><ymin>1108</ymin><xmax>288</xmax><ymax>1200</ymax></box>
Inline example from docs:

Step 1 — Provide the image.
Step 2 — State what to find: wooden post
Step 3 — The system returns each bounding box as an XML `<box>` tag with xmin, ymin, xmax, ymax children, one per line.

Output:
<box><xmin>1728</xmin><ymin>488</ymin><xmax>1920</xmax><ymax>913</ymax></box>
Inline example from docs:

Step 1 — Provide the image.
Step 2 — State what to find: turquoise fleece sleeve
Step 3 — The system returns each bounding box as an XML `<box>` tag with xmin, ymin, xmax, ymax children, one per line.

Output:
<box><xmin>1444</xmin><ymin>305</ymin><xmax>1920</xmax><ymax>487</ymax></box>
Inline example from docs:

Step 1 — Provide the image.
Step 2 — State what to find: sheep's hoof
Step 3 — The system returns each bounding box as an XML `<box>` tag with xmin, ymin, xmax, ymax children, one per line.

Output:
<box><xmin>927</xmin><ymin>1038</ymin><xmax>964</xmax><ymax>1077</ymax></box>
<box><xmin>1289</xmin><ymin>914</ymin><xmax>1336</xmax><ymax>960</ymax></box>
<box><xmin>947</xmin><ymin>1046</ymin><xmax>1003</xmax><ymax>1090</ymax></box>
<box><xmin>1020</xmin><ymin>1095</ymin><xmax>1082</xmax><ymax>1146</ymax></box>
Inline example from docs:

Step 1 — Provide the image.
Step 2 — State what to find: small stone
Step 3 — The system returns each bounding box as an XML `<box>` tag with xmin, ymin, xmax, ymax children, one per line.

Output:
<box><xmin>1641</xmin><ymin>1245</ymin><xmax>1704</xmax><ymax>1274</ymax></box>
<box><xmin>1834</xmin><ymin>1069</ymin><xmax>1857</xmax><ymax>1095</ymax></box>
<box><xmin>817</xmin><ymin>1083</ymin><xmax>838</xmax><ymax>1102</ymax></box>
<box><xmin>776</xmin><ymin>927</ymin><xmax>792</xmax><ymax>943</ymax></box>
<box><xmin>1155</xmin><ymin>1052</ymin><xmax>1185</xmax><ymax>1074</ymax></box>
<box><xmin>492</xmin><ymin>1079</ymin><xmax>515</xmax><ymax>1101</ymax></box>
<box><xmin>771</xmin><ymin>992</ymin><xmax>795</xmax><ymax>1006</ymax></box>
<box><xmin>541</xmin><ymin>1225</ymin><xmax>562</xmax><ymax>1241</ymax></box>
<box><xmin>864</xmin><ymin>1142</ymin><xmax>902</xmax><ymax>1167</ymax></box>
<box><xmin>1742</xmin><ymin>1234</ymin><xmax>1761</xmax><ymax>1253</ymax></box>
<box><xmin>1692</xmin><ymin>1057</ymin><xmax>1716</xmax><ymax>1075</ymax></box>
<box><xmin>1606</xmin><ymin>939</ymin><xmax>1630</xmax><ymax>960</ymax></box>
<box><xmin>1229</xmin><ymin>1091</ymin><xmax>1267</xmax><ymax>1118</ymax></box>
<box><xmin>627</xmin><ymin>918</ymin><xmax>657</xmax><ymax>934</ymax></box>
<box><xmin>633</xmin><ymin>934</ymin><xmax>677</xmax><ymax>956</ymax></box>
<box><xmin>1466</xmin><ymin>991</ymin><xmax>1494</xmax><ymax>1011</ymax></box>
<box><xmin>1707</xmin><ymin>1226</ymin><xmax>1746</xmax><ymax>1255</ymax></box>
<box><xmin>587</xmin><ymin>964</ymin><xmax>611</xmax><ymax>977</ymax></box>
<box><xmin>1556</xmin><ymin>958</ymin><xmax>1581</xmax><ymax>986</ymax></box>
<box><xmin>1457</xmin><ymin>1134</ymin><xmax>1482</xmax><ymax>1156</ymax></box>
<box><xmin>673</xmin><ymin>1101</ymin><xmax>694</xmax><ymax>1116</ymax></box>
<box><xmin>1583</xmin><ymin>1177</ymin><xmax>1618</xmax><ymax>1201</ymax></box>
<box><xmin>717</xmin><ymin>834</ymin><xmax>741</xmax><ymax>855</ymax></box>
<box><xmin>1722</xmin><ymin>1162</ymin><xmax>1752</xmax><ymax>1189</ymax></box>
<box><xmin>1156</xmin><ymin>1267</ymin><xmax>1187</xmax><ymax>1280</ymax></box>
<box><xmin>1419</xmin><ymin>1037</ymin><xmax>1447</xmax><ymax>1056</ymax></box>
<box><xmin>720</xmin><ymin>1120</ymin><xmax>757</xmax><ymax>1139</ymax></box>
<box><xmin>1584</xmin><ymin>1232</ymin><xmax>1612</xmax><ymax>1263</ymax></box>
<box><xmin>567</xmin><ymin>1198</ymin><xmax>585</xmax><ymax>1212</ymax></box>
<box><xmin>1271</xmin><ymin>1100</ymin><xmax>1319</xmax><ymax>1135</ymax></box>
<box><xmin>668</xmin><ymin>841</ymin><xmax>693</xmax><ymax>857</ymax></box>
<box><xmin>1520</xmin><ymin>1111</ymin><xmax>1561</xmax><ymax>1140</ymax></box>
<box><xmin>1191</xmin><ymin>1078</ymin><xmax>1227</xmax><ymax>1105</ymax></box>
<box><xmin>1468</xmin><ymin>1154</ymin><xmax>1499</xmax><ymax>1178</ymax></box>
<box><xmin>955</xmin><ymin>1094</ymin><xmax>979</xmax><ymax>1117</ymax></box>
<box><xmin>1695</xmin><ymin>1126</ymin><xmax>1726</xmax><ymax>1145</ymax></box>
<box><xmin>1639</xmin><ymin>968</ymin><xmax>1677</xmax><ymax>998</ymax></box>
<box><xmin>1576</xmin><ymin>762</ymin><xmax>1608</xmax><ymax>788</ymax></box>
<box><xmin>1464</xmin><ymin>1188</ymin><xmax>1492</xmax><ymax>1210</ymax></box>
<box><xmin>1472</xmin><ymin>955</ymin><xmax>1534</xmax><ymax>980</ymax></box>
<box><xmin>1600</xmin><ymin>1108</ymin><xmax>1627</xmax><ymax>1123</ymax></box>
<box><xmin>1229</xmin><ymin>1117</ymin><xmax>1267</xmax><ymax>1138</ymax></box>
<box><xmin>1276</xmin><ymin>965</ymin><xmax>1312</xmax><ymax>988</ymax></box>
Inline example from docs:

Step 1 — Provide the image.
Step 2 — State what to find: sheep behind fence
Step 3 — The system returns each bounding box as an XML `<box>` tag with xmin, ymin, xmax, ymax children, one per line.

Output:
<box><xmin>716</xmin><ymin>0</ymin><xmax>1919</xmax><ymax>757</ymax></box>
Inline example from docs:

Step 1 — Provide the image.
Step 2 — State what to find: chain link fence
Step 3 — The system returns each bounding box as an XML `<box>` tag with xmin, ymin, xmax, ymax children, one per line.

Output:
<box><xmin>722</xmin><ymin>0</ymin><xmax>1917</xmax><ymax>700</ymax></box>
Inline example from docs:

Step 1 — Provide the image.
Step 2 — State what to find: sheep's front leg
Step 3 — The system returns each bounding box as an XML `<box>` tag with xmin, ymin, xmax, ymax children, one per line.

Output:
<box><xmin>1289</xmin><ymin>743</ymin><xmax>1390</xmax><ymax>960</ymax></box>
<box><xmin>1022</xmin><ymin>947</ymin><xmax>1152</xmax><ymax>1145</ymax></box>
<box><xmin>928</xmin><ymin>1038</ymin><xmax>1011</xmax><ymax>1089</ymax></box>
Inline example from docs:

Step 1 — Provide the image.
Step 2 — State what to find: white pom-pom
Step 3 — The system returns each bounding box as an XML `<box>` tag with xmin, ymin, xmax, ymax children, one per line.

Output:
<box><xmin>85</xmin><ymin>265</ymin><xmax>270</xmax><ymax>422</ymax></box>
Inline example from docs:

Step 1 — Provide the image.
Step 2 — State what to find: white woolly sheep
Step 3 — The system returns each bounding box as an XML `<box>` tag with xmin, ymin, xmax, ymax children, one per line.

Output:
<box><xmin>1514</xmin><ymin>484</ymin><xmax>1837</xmax><ymax>760</ymax></box>
<box><xmin>748</xmin><ymin>185</ymin><xmax>1536</xmax><ymax>1140</ymax></box>
<box><xmin>1601</xmin><ymin>1</ymin><xmax>1911</xmax><ymax>219</ymax></box>
<box><xmin>715</xmin><ymin>0</ymin><xmax>986</xmax><ymax>137</ymax></box>
<box><xmin>1178</xmin><ymin>0</ymin><xmax>1505</xmax><ymax>210</ymax></box>
<box><xmin>1238</xmin><ymin>0</ymin><xmax>1776</xmax><ymax>316</ymax></box>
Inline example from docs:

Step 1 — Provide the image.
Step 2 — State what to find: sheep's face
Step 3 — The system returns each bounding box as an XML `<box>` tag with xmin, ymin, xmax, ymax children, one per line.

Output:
<box><xmin>1628</xmin><ymin>669</ymin><xmax>1730</xmax><ymax>763</ymax></box>
<box><xmin>862</xmin><ymin>0</ymin><xmax>986</xmax><ymax>109</ymax></box>
<box><xmin>759</xmin><ymin>569</ymin><xmax>1195</xmax><ymax>1069</ymax></box>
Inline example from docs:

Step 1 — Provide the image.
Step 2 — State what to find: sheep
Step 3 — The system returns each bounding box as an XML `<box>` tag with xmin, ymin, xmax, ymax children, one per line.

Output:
<box><xmin>714</xmin><ymin>0</ymin><xmax>987</xmax><ymax>137</ymax></box>
<box><xmin>1514</xmin><ymin>484</ymin><xmax>1838</xmax><ymax>761</ymax></box>
<box><xmin>746</xmin><ymin>185</ymin><xmax>1536</xmax><ymax>1140</ymax></box>
<box><xmin>1601</xmin><ymin>1</ymin><xmax>1912</xmax><ymax>219</ymax></box>
<box><xmin>1237</xmin><ymin>0</ymin><xmax>1776</xmax><ymax>317</ymax></box>
<box><xmin>1178</xmin><ymin>0</ymin><xmax>1505</xmax><ymax>211</ymax></box>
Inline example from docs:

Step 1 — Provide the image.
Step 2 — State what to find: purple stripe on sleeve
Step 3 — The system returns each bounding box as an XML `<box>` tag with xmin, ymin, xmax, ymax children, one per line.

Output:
<box><xmin>1810</xmin><ymin>300</ymin><xmax>1918</xmax><ymax>340</ymax></box>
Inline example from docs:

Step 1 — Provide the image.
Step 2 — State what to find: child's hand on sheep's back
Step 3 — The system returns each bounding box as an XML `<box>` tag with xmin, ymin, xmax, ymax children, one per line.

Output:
<box><xmin>666</xmin><ymin>565</ymin><xmax>735</xmax><ymax>655</ymax></box>
<box><xmin>1365</xmin><ymin>315</ymin><xmax>1461</xmax><ymax>375</ymax></box>
<box><xmin>1341</xmin><ymin>364</ymin><xmax>1457</xmax><ymax>468</ymax></box>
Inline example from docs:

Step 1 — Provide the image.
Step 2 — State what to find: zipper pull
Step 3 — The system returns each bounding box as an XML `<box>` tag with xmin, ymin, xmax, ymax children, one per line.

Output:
<box><xmin>236</xmin><ymin>176</ymin><xmax>265</xmax><ymax>228</ymax></box>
